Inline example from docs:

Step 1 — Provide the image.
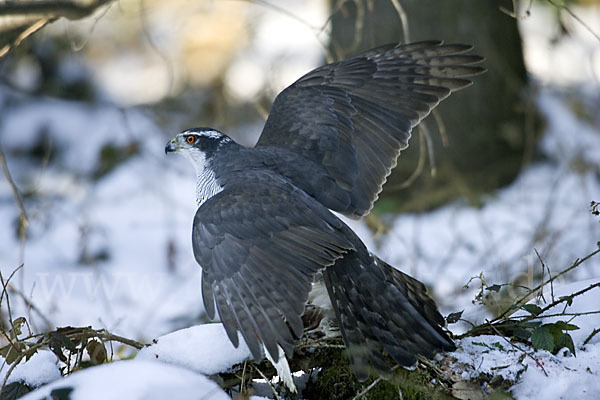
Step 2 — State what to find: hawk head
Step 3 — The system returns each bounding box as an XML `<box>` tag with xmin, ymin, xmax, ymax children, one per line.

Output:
<box><xmin>165</xmin><ymin>127</ymin><xmax>231</xmax><ymax>159</ymax></box>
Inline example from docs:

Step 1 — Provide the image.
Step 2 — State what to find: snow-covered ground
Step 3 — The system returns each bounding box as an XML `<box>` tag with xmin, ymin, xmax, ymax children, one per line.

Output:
<box><xmin>377</xmin><ymin>89</ymin><xmax>600</xmax><ymax>331</ymax></box>
<box><xmin>0</xmin><ymin>1</ymin><xmax>599</xmax><ymax>399</ymax></box>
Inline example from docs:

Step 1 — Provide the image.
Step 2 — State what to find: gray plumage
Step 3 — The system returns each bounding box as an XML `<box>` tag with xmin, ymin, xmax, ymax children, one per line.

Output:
<box><xmin>166</xmin><ymin>41</ymin><xmax>484</xmax><ymax>380</ymax></box>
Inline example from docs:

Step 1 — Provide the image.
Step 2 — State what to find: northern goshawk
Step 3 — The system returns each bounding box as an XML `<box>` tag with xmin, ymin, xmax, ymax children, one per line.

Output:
<box><xmin>165</xmin><ymin>41</ymin><xmax>484</xmax><ymax>390</ymax></box>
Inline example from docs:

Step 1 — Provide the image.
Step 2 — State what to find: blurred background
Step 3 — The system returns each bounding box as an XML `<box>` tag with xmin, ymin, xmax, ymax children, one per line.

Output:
<box><xmin>0</xmin><ymin>0</ymin><xmax>599</xmax><ymax>344</ymax></box>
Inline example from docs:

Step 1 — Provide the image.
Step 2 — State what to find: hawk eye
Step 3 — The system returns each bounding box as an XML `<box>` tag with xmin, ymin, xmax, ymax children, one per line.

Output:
<box><xmin>186</xmin><ymin>135</ymin><xmax>196</xmax><ymax>144</ymax></box>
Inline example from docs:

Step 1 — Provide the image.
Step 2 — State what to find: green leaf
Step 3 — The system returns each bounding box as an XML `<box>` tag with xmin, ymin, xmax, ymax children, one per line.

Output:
<box><xmin>546</xmin><ymin>323</ymin><xmax>564</xmax><ymax>342</ymax></box>
<box><xmin>491</xmin><ymin>342</ymin><xmax>505</xmax><ymax>351</ymax></box>
<box><xmin>9</xmin><ymin>317</ymin><xmax>26</xmax><ymax>339</ymax></box>
<box><xmin>514</xmin><ymin>327</ymin><xmax>532</xmax><ymax>340</ymax></box>
<box><xmin>487</xmin><ymin>284</ymin><xmax>502</xmax><ymax>292</ymax></box>
<box><xmin>559</xmin><ymin>296</ymin><xmax>573</xmax><ymax>307</ymax></box>
<box><xmin>556</xmin><ymin>333</ymin><xmax>576</xmax><ymax>355</ymax></box>
<box><xmin>489</xmin><ymin>391</ymin><xmax>516</xmax><ymax>400</ymax></box>
<box><xmin>24</xmin><ymin>348</ymin><xmax>38</xmax><ymax>362</ymax></box>
<box><xmin>47</xmin><ymin>331</ymin><xmax>77</xmax><ymax>363</ymax></box>
<box><xmin>0</xmin><ymin>343</ymin><xmax>24</xmax><ymax>364</ymax></box>
<box><xmin>520</xmin><ymin>321</ymin><xmax>543</xmax><ymax>329</ymax></box>
<box><xmin>521</xmin><ymin>304</ymin><xmax>542</xmax><ymax>316</ymax></box>
<box><xmin>531</xmin><ymin>326</ymin><xmax>554</xmax><ymax>352</ymax></box>
<box><xmin>0</xmin><ymin>381</ymin><xmax>32</xmax><ymax>400</ymax></box>
<box><xmin>446</xmin><ymin>310</ymin><xmax>464</xmax><ymax>324</ymax></box>
<box><xmin>49</xmin><ymin>387</ymin><xmax>74</xmax><ymax>400</ymax></box>
<box><xmin>553</xmin><ymin>321</ymin><xmax>580</xmax><ymax>331</ymax></box>
<box><xmin>48</xmin><ymin>331</ymin><xmax>77</xmax><ymax>353</ymax></box>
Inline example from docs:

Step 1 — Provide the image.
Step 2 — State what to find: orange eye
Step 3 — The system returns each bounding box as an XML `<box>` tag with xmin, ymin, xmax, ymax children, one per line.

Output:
<box><xmin>186</xmin><ymin>135</ymin><xmax>195</xmax><ymax>144</ymax></box>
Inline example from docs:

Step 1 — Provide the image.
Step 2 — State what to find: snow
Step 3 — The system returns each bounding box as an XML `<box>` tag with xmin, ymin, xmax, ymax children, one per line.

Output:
<box><xmin>18</xmin><ymin>360</ymin><xmax>230</xmax><ymax>400</ymax></box>
<box><xmin>3</xmin><ymin>351</ymin><xmax>61</xmax><ymax>387</ymax></box>
<box><xmin>137</xmin><ymin>324</ymin><xmax>252</xmax><ymax>375</ymax></box>
<box><xmin>519</xmin><ymin>2</ymin><xmax>600</xmax><ymax>87</ymax></box>
<box><xmin>512</xmin><ymin>342</ymin><xmax>600</xmax><ymax>400</ymax></box>
<box><xmin>0</xmin><ymin>92</ymin><xmax>203</xmax><ymax>340</ymax></box>
<box><xmin>449</xmin><ymin>280</ymin><xmax>600</xmax><ymax>399</ymax></box>
<box><xmin>451</xmin><ymin>336</ymin><xmax>600</xmax><ymax>400</ymax></box>
<box><xmin>451</xmin><ymin>335</ymin><xmax>526</xmax><ymax>382</ymax></box>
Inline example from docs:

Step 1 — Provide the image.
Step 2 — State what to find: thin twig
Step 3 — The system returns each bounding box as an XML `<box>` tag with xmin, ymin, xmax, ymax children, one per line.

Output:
<box><xmin>0</xmin><ymin>18</ymin><xmax>51</xmax><ymax>59</ymax></box>
<box><xmin>240</xmin><ymin>360</ymin><xmax>248</xmax><ymax>394</ymax></box>
<box><xmin>139</xmin><ymin>0</ymin><xmax>174</xmax><ymax>96</ymax></box>
<box><xmin>583</xmin><ymin>328</ymin><xmax>600</xmax><ymax>346</ymax></box>
<box><xmin>499</xmin><ymin>0</ymin><xmax>533</xmax><ymax>20</ymax></box>
<box><xmin>546</xmin><ymin>0</ymin><xmax>600</xmax><ymax>43</ymax></box>
<box><xmin>0</xmin><ymin>266</ymin><xmax>24</xmax><ymax>339</ymax></box>
<box><xmin>389</xmin><ymin>0</ymin><xmax>410</xmax><ymax>43</ymax></box>
<box><xmin>0</xmin><ymin>265</ymin><xmax>24</xmax><ymax>321</ymax></box>
<box><xmin>235</xmin><ymin>0</ymin><xmax>331</xmax><ymax>58</ymax></box>
<box><xmin>535</xmin><ymin>249</ymin><xmax>554</xmax><ymax>303</ymax></box>
<box><xmin>519</xmin><ymin>281</ymin><xmax>600</xmax><ymax>324</ymax></box>
<box><xmin>486</xmin><ymin>320</ymin><xmax>548</xmax><ymax>377</ymax></box>
<box><xmin>493</xmin><ymin>247</ymin><xmax>600</xmax><ymax>322</ymax></box>
<box><xmin>431</xmin><ymin>109</ymin><xmax>448</xmax><ymax>147</ymax></box>
<box><xmin>422</xmin><ymin>122</ymin><xmax>437</xmax><ymax>177</ymax></box>
<box><xmin>0</xmin><ymin>146</ymin><xmax>28</xmax><ymax>241</ymax></box>
<box><xmin>0</xmin><ymin>0</ymin><xmax>113</xmax><ymax>18</ymax></box>
<box><xmin>7</xmin><ymin>283</ymin><xmax>52</xmax><ymax>329</ymax></box>
<box><xmin>349</xmin><ymin>0</ymin><xmax>366</xmax><ymax>53</ymax></box>
<box><xmin>253</xmin><ymin>364</ymin><xmax>281</xmax><ymax>400</ymax></box>
<box><xmin>96</xmin><ymin>329</ymin><xmax>146</xmax><ymax>350</ymax></box>
<box><xmin>388</xmin><ymin>126</ymin><xmax>427</xmax><ymax>190</ymax></box>
<box><xmin>524</xmin><ymin>310</ymin><xmax>600</xmax><ymax>319</ymax></box>
<box><xmin>352</xmin><ymin>376</ymin><xmax>383</xmax><ymax>400</ymax></box>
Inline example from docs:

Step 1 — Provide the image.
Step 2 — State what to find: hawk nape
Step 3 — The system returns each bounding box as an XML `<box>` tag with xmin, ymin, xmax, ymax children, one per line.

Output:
<box><xmin>165</xmin><ymin>41</ymin><xmax>484</xmax><ymax>390</ymax></box>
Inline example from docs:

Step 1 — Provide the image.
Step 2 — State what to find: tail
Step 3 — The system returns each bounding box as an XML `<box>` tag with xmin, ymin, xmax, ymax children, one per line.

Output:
<box><xmin>323</xmin><ymin>252</ymin><xmax>455</xmax><ymax>381</ymax></box>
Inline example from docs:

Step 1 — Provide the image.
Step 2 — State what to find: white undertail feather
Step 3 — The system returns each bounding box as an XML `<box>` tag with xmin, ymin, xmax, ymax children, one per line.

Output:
<box><xmin>308</xmin><ymin>276</ymin><xmax>340</xmax><ymax>337</ymax></box>
<box><xmin>264</xmin><ymin>344</ymin><xmax>297</xmax><ymax>393</ymax></box>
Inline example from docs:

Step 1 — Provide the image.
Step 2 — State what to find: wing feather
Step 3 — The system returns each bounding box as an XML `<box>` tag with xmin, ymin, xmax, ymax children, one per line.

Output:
<box><xmin>193</xmin><ymin>177</ymin><xmax>355</xmax><ymax>361</ymax></box>
<box><xmin>256</xmin><ymin>41</ymin><xmax>484</xmax><ymax>218</ymax></box>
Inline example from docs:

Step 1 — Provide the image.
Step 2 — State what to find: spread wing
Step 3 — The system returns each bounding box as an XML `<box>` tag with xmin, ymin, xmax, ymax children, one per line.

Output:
<box><xmin>256</xmin><ymin>41</ymin><xmax>485</xmax><ymax>218</ymax></box>
<box><xmin>192</xmin><ymin>177</ymin><xmax>355</xmax><ymax>361</ymax></box>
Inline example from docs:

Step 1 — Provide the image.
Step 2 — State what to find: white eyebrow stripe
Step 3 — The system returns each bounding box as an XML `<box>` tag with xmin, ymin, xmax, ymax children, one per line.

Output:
<box><xmin>183</xmin><ymin>129</ymin><xmax>223</xmax><ymax>139</ymax></box>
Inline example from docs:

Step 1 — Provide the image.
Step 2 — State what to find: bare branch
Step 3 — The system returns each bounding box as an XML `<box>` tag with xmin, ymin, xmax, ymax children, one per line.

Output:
<box><xmin>518</xmin><ymin>281</ymin><xmax>600</xmax><ymax>325</ymax></box>
<box><xmin>95</xmin><ymin>329</ymin><xmax>146</xmax><ymax>350</ymax></box>
<box><xmin>6</xmin><ymin>283</ymin><xmax>53</xmax><ymax>330</ymax></box>
<box><xmin>0</xmin><ymin>146</ymin><xmax>28</xmax><ymax>241</ymax></box>
<box><xmin>0</xmin><ymin>18</ymin><xmax>50</xmax><ymax>59</ymax></box>
<box><xmin>493</xmin><ymin>246</ymin><xmax>600</xmax><ymax>322</ymax></box>
<box><xmin>389</xmin><ymin>0</ymin><xmax>410</xmax><ymax>43</ymax></box>
<box><xmin>0</xmin><ymin>266</ymin><xmax>24</xmax><ymax>334</ymax></box>
<box><xmin>546</xmin><ymin>0</ymin><xmax>600</xmax><ymax>43</ymax></box>
<box><xmin>583</xmin><ymin>328</ymin><xmax>599</xmax><ymax>346</ymax></box>
<box><xmin>252</xmin><ymin>364</ymin><xmax>281</xmax><ymax>400</ymax></box>
<box><xmin>0</xmin><ymin>0</ymin><xmax>113</xmax><ymax>20</ymax></box>
<box><xmin>387</xmin><ymin>125</ymin><xmax>427</xmax><ymax>190</ymax></box>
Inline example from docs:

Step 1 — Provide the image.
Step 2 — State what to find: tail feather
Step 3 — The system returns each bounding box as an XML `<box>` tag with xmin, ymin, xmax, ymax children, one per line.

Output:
<box><xmin>323</xmin><ymin>252</ymin><xmax>454</xmax><ymax>380</ymax></box>
<box><xmin>323</xmin><ymin>268</ymin><xmax>391</xmax><ymax>380</ymax></box>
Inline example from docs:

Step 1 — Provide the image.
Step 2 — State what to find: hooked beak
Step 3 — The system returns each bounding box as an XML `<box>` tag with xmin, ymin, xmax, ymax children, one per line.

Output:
<box><xmin>165</xmin><ymin>139</ymin><xmax>178</xmax><ymax>155</ymax></box>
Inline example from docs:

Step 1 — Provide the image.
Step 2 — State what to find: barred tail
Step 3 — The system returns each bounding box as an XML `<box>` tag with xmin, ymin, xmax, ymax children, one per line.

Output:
<box><xmin>323</xmin><ymin>252</ymin><xmax>455</xmax><ymax>381</ymax></box>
